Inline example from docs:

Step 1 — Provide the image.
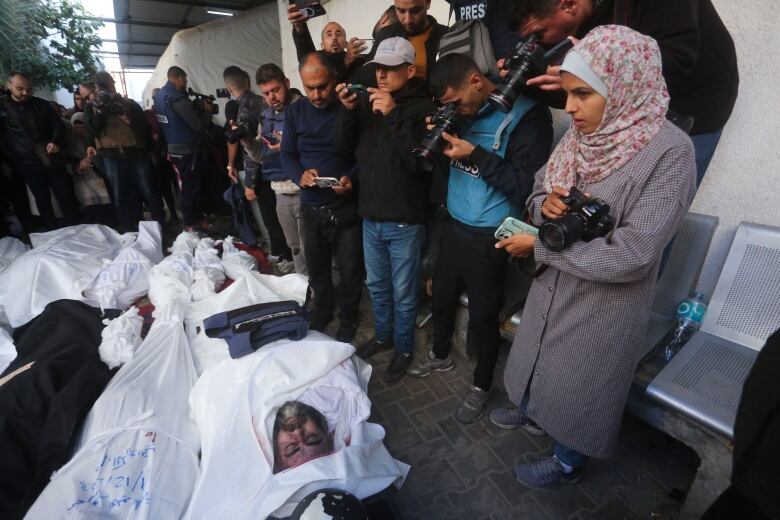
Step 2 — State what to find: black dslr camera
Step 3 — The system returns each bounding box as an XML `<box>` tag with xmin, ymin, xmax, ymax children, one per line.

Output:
<box><xmin>538</xmin><ymin>187</ymin><xmax>614</xmax><ymax>251</ymax></box>
<box><xmin>225</xmin><ymin>118</ymin><xmax>255</xmax><ymax>144</ymax></box>
<box><xmin>187</xmin><ymin>88</ymin><xmax>219</xmax><ymax>115</ymax></box>
<box><xmin>488</xmin><ymin>35</ymin><xmax>573</xmax><ymax>113</ymax></box>
<box><xmin>412</xmin><ymin>103</ymin><xmax>460</xmax><ymax>167</ymax></box>
<box><xmin>93</xmin><ymin>91</ymin><xmax>127</xmax><ymax>117</ymax></box>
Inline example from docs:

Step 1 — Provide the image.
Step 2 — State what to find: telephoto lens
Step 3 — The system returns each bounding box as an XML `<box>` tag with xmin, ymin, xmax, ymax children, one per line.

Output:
<box><xmin>412</xmin><ymin>103</ymin><xmax>460</xmax><ymax>165</ymax></box>
<box><xmin>488</xmin><ymin>37</ymin><xmax>574</xmax><ymax>113</ymax></box>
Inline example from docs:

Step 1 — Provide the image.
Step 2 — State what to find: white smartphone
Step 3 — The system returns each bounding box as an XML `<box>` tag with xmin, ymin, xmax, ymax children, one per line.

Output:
<box><xmin>314</xmin><ymin>177</ymin><xmax>340</xmax><ymax>188</ymax></box>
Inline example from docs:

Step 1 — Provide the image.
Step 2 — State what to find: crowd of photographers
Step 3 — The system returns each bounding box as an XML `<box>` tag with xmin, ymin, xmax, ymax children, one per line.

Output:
<box><xmin>1</xmin><ymin>0</ymin><xmax>747</xmax><ymax>498</ymax></box>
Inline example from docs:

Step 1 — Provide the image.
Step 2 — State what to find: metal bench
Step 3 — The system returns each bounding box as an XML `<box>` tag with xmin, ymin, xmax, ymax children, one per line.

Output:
<box><xmin>633</xmin><ymin>222</ymin><xmax>780</xmax><ymax>518</ymax></box>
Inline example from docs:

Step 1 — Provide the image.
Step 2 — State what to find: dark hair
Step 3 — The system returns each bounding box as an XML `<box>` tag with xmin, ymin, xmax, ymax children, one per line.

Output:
<box><xmin>298</xmin><ymin>51</ymin><xmax>337</xmax><ymax>79</ymax></box>
<box><xmin>223</xmin><ymin>66</ymin><xmax>249</xmax><ymax>89</ymax></box>
<box><xmin>7</xmin><ymin>70</ymin><xmax>29</xmax><ymax>82</ymax></box>
<box><xmin>255</xmin><ymin>63</ymin><xmax>287</xmax><ymax>86</ymax></box>
<box><xmin>92</xmin><ymin>71</ymin><xmax>115</xmax><ymax>91</ymax></box>
<box><xmin>167</xmin><ymin>66</ymin><xmax>187</xmax><ymax>79</ymax></box>
<box><xmin>373</xmin><ymin>5</ymin><xmax>398</xmax><ymax>38</ymax></box>
<box><xmin>506</xmin><ymin>0</ymin><xmax>558</xmax><ymax>31</ymax></box>
<box><xmin>429</xmin><ymin>53</ymin><xmax>481</xmax><ymax>99</ymax></box>
<box><xmin>79</xmin><ymin>81</ymin><xmax>98</xmax><ymax>94</ymax></box>
<box><xmin>272</xmin><ymin>401</ymin><xmax>331</xmax><ymax>473</ymax></box>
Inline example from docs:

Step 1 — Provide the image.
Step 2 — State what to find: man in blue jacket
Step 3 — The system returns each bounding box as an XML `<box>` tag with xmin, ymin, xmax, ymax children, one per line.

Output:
<box><xmin>407</xmin><ymin>53</ymin><xmax>552</xmax><ymax>423</ymax></box>
<box><xmin>280</xmin><ymin>52</ymin><xmax>362</xmax><ymax>343</ymax></box>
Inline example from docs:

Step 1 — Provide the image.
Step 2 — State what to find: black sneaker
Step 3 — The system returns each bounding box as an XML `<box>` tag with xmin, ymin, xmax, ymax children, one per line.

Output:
<box><xmin>336</xmin><ymin>322</ymin><xmax>358</xmax><ymax>343</ymax></box>
<box><xmin>358</xmin><ymin>336</ymin><xmax>394</xmax><ymax>358</ymax></box>
<box><xmin>383</xmin><ymin>352</ymin><xmax>412</xmax><ymax>384</ymax></box>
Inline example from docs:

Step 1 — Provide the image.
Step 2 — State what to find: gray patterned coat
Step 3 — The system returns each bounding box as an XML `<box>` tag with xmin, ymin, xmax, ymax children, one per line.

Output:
<box><xmin>503</xmin><ymin>121</ymin><xmax>697</xmax><ymax>459</ymax></box>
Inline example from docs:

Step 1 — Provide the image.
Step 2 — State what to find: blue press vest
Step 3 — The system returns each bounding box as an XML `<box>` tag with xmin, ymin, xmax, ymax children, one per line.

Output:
<box><xmin>259</xmin><ymin>104</ymin><xmax>287</xmax><ymax>182</ymax></box>
<box><xmin>447</xmin><ymin>98</ymin><xmax>536</xmax><ymax>228</ymax></box>
<box><xmin>152</xmin><ymin>81</ymin><xmax>199</xmax><ymax>146</ymax></box>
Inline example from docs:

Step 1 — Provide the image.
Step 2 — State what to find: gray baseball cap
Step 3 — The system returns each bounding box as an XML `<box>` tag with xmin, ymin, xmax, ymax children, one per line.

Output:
<box><xmin>366</xmin><ymin>37</ymin><xmax>416</xmax><ymax>67</ymax></box>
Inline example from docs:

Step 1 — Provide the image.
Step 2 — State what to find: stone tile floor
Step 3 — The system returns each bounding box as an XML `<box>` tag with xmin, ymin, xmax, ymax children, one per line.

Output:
<box><xmin>328</xmin><ymin>298</ymin><xmax>700</xmax><ymax>520</ymax></box>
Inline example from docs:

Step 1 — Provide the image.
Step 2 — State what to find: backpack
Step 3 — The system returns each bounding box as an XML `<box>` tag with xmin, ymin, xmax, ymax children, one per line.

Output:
<box><xmin>437</xmin><ymin>16</ymin><xmax>499</xmax><ymax>78</ymax></box>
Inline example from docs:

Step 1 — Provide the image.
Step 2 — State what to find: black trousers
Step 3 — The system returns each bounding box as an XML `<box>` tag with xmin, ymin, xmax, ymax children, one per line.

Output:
<box><xmin>18</xmin><ymin>160</ymin><xmax>79</xmax><ymax>230</ymax></box>
<box><xmin>169</xmin><ymin>151</ymin><xmax>203</xmax><ymax>227</ymax></box>
<box><xmin>257</xmin><ymin>179</ymin><xmax>292</xmax><ymax>260</ymax></box>
<box><xmin>432</xmin><ymin>219</ymin><xmax>508</xmax><ymax>391</ymax></box>
<box><xmin>155</xmin><ymin>156</ymin><xmax>178</xmax><ymax>220</ymax></box>
<box><xmin>301</xmin><ymin>204</ymin><xmax>363</xmax><ymax>326</ymax></box>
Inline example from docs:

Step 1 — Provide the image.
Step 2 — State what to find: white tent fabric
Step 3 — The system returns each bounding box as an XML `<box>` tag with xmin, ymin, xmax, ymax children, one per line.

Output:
<box><xmin>141</xmin><ymin>2</ymin><xmax>282</xmax><ymax>123</ymax></box>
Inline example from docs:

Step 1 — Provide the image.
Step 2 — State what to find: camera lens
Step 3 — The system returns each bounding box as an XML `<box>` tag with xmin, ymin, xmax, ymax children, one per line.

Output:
<box><xmin>487</xmin><ymin>90</ymin><xmax>513</xmax><ymax>113</ymax></box>
<box><xmin>539</xmin><ymin>214</ymin><xmax>585</xmax><ymax>252</ymax></box>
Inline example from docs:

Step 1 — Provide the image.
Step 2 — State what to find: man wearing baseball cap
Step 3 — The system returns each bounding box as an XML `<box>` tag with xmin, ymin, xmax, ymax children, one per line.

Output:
<box><xmin>334</xmin><ymin>37</ymin><xmax>435</xmax><ymax>382</ymax></box>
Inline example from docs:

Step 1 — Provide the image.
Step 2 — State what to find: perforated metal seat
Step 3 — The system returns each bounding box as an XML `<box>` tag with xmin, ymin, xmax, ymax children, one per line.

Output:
<box><xmin>637</xmin><ymin>213</ymin><xmax>719</xmax><ymax>366</ymax></box>
<box><xmin>647</xmin><ymin>222</ymin><xmax>780</xmax><ymax>438</ymax></box>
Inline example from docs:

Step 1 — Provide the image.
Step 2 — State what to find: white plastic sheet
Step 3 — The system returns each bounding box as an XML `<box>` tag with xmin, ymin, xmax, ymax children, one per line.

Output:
<box><xmin>0</xmin><ymin>327</ymin><xmax>15</xmax><ymax>374</ymax></box>
<box><xmin>0</xmin><ymin>236</ymin><xmax>29</xmax><ymax>272</ymax></box>
<box><xmin>0</xmin><ymin>225</ymin><xmax>127</xmax><ymax>328</ymax></box>
<box><xmin>191</xmin><ymin>238</ymin><xmax>225</xmax><ymax>302</ymax></box>
<box><xmin>26</xmin><ymin>257</ymin><xmax>200</xmax><ymax>520</ymax></box>
<box><xmin>83</xmin><ymin>222</ymin><xmax>164</xmax><ymax>312</ymax></box>
<box><xmin>221</xmin><ymin>236</ymin><xmax>257</xmax><ymax>280</ymax></box>
<box><xmin>185</xmin><ymin>336</ymin><xmax>408</xmax><ymax>520</ymax></box>
<box><xmin>98</xmin><ymin>307</ymin><xmax>144</xmax><ymax>370</ymax></box>
<box><xmin>185</xmin><ymin>272</ymin><xmax>309</xmax><ymax>374</ymax></box>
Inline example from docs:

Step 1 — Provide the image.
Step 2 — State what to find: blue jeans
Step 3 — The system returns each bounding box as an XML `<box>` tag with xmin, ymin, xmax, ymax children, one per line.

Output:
<box><xmin>691</xmin><ymin>129</ymin><xmax>723</xmax><ymax>187</ymax></box>
<box><xmin>363</xmin><ymin>219</ymin><xmax>425</xmax><ymax>354</ymax></box>
<box><xmin>102</xmin><ymin>157</ymin><xmax>164</xmax><ymax>231</ymax></box>
<box><xmin>520</xmin><ymin>392</ymin><xmax>588</xmax><ymax>468</ymax></box>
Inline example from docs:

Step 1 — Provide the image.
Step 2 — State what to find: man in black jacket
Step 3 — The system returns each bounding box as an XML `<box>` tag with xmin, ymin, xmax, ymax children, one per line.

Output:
<box><xmin>82</xmin><ymin>80</ymin><xmax>164</xmax><ymax>231</ymax></box>
<box><xmin>0</xmin><ymin>72</ymin><xmax>79</xmax><ymax>230</ymax></box>
<box><xmin>334</xmin><ymin>37</ymin><xmax>435</xmax><ymax>383</ymax></box>
<box><xmin>506</xmin><ymin>0</ymin><xmax>738</xmax><ymax>185</ymax></box>
<box><xmin>286</xmin><ymin>7</ymin><xmax>367</xmax><ymax>83</ymax></box>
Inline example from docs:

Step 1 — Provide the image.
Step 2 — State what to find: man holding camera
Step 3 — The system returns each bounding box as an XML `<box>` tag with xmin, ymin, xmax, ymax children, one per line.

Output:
<box><xmin>81</xmin><ymin>78</ymin><xmax>164</xmax><ymax>232</ymax></box>
<box><xmin>280</xmin><ymin>51</ymin><xmax>362</xmax><ymax>343</ymax></box>
<box><xmin>0</xmin><ymin>71</ymin><xmax>79</xmax><ymax>231</ymax></box>
<box><xmin>333</xmin><ymin>38</ymin><xmax>434</xmax><ymax>382</ymax></box>
<box><xmin>241</xmin><ymin>64</ymin><xmax>306</xmax><ymax>275</ymax></box>
<box><xmin>223</xmin><ymin>67</ymin><xmax>292</xmax><ymax>268</ymax></box>
<box><xmin>507</xmin><ymin>0</ymin><xmax>738</xmax><ymax>184</ymax></box>
<box><xmin>407</xmin><ymin>53</ymin><xmax>552</xmax><ymax>423</ymax></box>
<box><xmin>152</xmin><ymin>66</ymin><xmax>215</xmax><ymax>231</ymax></box>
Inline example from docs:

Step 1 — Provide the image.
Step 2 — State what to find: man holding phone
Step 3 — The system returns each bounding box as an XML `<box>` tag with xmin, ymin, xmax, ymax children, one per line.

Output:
<box><xmin>334</xmin><ymin>37</ymin><xmax>435</xmax><ymax>383</ymax></box>
<box><xmin>280</xmin><ymin>52</ymin><xmax>362</xmax><ymax>342</ymax></box>
<box><xmin>242</xmin><ymin>64</ymin><xmax>307</xmax><ymax>276</ymax></box>
<box><xmin>287</xmin><ymin>3</ymin><xmax>367</xmax><ymax>82</ymax></box>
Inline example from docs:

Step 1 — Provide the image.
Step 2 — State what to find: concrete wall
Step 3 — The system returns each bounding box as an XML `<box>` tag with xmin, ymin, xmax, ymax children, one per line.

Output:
<box><xmin>277</xmin><ymin>0</ymin><xmax>780</xmax><ymax>297</ymax></box>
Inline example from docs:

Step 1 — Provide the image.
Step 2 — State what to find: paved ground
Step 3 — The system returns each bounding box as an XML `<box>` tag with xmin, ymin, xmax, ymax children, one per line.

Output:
<box><xmin>325</xmin><ymin>296</ymin><xmax>700</xmax><ymax>520</ymax></box>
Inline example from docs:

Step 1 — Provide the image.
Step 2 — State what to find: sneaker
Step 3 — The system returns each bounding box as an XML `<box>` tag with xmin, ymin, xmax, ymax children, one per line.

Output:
<box><xmin>384</xmin><ymin>352</ymin><xmax>412</xmax><ymax>384</ymax></box>
<box><xmin>489</xmin><ymin>408</ymin><xmax>547</xmax><ymax>435</ymax></box>
<box><xmin>455</xmin><ymin>385</ymin><xmax>491</xmax><ymax>424</ymax></box>
<box><xmin>336</xmin><ymin>322</ymin><xmax>358</xmax><ymax>343</ymax></box>
<box><xmin>276</xmin><ymin>259</ymin><xmax>295</xmax><ymax>274</ymax></box>
<box><xmin>515</xmin><ymin>456</ymin><xmax>582</xmax><ymax>488</ymax></box>
<box><xmin>408</xmin><ymin>350</ymin><xmax>454</xmax><ymax>378</ymax></box>
<box><xmin>358</xmin><ymin>336</ymin><xmax>394</xmax><ymax>359</ymax></box>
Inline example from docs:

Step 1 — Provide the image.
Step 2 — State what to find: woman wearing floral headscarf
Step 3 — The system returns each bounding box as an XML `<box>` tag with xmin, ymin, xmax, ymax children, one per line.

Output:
<box><xmin>489</xmin><ymin>25</ymin><xmax>697</xmax><ymax>487</ymax></box>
